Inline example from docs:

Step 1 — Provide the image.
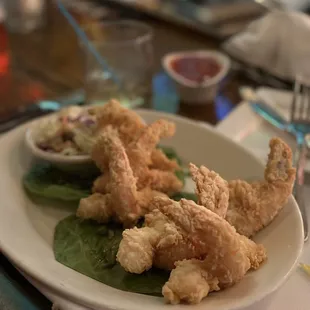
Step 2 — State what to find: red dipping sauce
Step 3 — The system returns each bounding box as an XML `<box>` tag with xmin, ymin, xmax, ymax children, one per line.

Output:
<box><xmin>170</xmin><ymin>56</ymin><xmax>221</xmax><ymax>84</ymax></box>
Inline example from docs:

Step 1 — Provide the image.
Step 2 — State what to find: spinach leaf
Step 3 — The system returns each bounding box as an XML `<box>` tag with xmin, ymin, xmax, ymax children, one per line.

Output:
<box><xmin>171</xmin><ymin>192</ymin><xmax>197</xmax><ymax>203</ymax></box>
<box><xmin>175</xmin><ymin>169</ymin><xmax>186</xmax><ymax>185</ymax></box>
<box><xmin>54</xmin><ymin>215</ymin><xmax>169</xmax><ymax>296</ymax></box>
<box><xmin>24</xmin><ymin>147</ymin><xmax>189</xmax><ymax>201</ymax></box>
<box><xmin>23</xmin><ymin>164</ymin><xmax>96</xmax><ymax>201</ymax></box>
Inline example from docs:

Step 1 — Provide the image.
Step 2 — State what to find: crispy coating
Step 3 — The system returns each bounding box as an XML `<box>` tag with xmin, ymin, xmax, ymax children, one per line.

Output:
<box><xmin>78</xmin><ymin>127</ymin><xmax>139</xmax><ymax>226</ymax></box>
<box><xmin>108</xmin><ymin>137</ymin><xmax>139</xmax><ymax>225</ymax></box>
<box><xmin>94</xmin><ymin>168</ymin><xmax>183</xmax><ymax>196</ymax></box>
<box><xmin>153</xmin><ymin>198</ymin><xmax>266</xmax><ymax>272</ymax></box>
<box><xmin>93</xmin><ymin>135</ymin><xmax>294</xmax><ymax>304</ymax></box>
<box><xmin>92</xmin><ymin>174</ymin><xmax>110</xmax><ymax>194</ymax></box>
<box><xmin>190</xmin><ymin>163</ymin><xmax>229</xmax><ymax>217</ymax></box>
<box><xmin>78</xmin><ymin>189</ymin><xmax>168</xmax><ymax>226</ymax></box>
<box><xmin>77</xmin><ymin>193</ymin><xmax>113</xmax><ymax>223</ymax></box>
<box><xmin>116</xmin><ymin>227</ymin><xmax>161</xmax><ymax>273</ymax></box>
<box><xmin>94</xmin><ymin>99</ymin><xmax>145</xmax><ymax>146</ymax></box>
<box><xmin>91</xmin><ymin>118</ymin><xmax>182</xmax><ymax>195</ymax></box>
<box><xmin>78</xmin><ymin>127</ymin><xmax>169</xmax><ymax>226</ymax></box>
<box><xmin>226</xmin><ymin>137</ymin><xmax>296</xmax><ymax>237</ymax></box>
<box><xmin>127</xmin><ymin>119</ymin><xmax>176</xmax><ymax>174</ymax></box>
<box><xmin>162</xmin><ymin>259</ymin><xmax>220</xmax><ymax>305</ymax></box>
<box><xmin>117</xmin><ymin>197</ymin><xmax>266</xmax><ymax>304</ymax></box>
<box><xmin>150</xmin><ymin>148</ymin><xmax>180</xmax><ymax>171</ymax></box>
<box><xmin>136</xmin><ymin>188</ymin><xmax>168</xmax><ymax>214</ymax></box>
<box><xmin>127</xmin><ymin>119</ymin><xmax>182</xmax><ymax>194</ymax></box>
<box><xmin>145</xmin><ymin>169</ymin><xmax>183</xmax><ymax>195</ymax></box>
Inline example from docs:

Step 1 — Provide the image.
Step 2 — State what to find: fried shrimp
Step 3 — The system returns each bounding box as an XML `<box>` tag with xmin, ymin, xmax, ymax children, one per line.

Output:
<box><xmin>127</xmin><ymin>119</ymin><xmax>182</xmax><ymax>194</ymax></box>
<box><xmin>226</xmin><ymin>137</ymin><xmax>296</xmax><ymax>237</ymax></box>
<box><xmin>77</xmin><ymin>127</ymin><xmax>169</xmax><ymax>226</ymax></box>
<box><xmin>91</xmin><ymin>118</ymin><xmax>182</xmax><ymax>196</ymax></box>
<box><xmin>95</xmin><ymin>99</ymin><xmax>145</xmax><ymax>146</ymax></box>
<box><xmin>78</xmin><ymin>127</ymin><xmax>139</xmax><ymax>226</ymax></box>
<box><xmin>150</xmin><ymin>148</ymin><xmax>180</xmax><ymax>171</ymax></box>
<box><xmin>189</xmin><ymin>163</ymin><xmax>229</xmax><ymax>217</ymax></box>
<box><xmin>117</xmin><ymin>197</ymin><xmax>266</xmax><ymax>304</ymax></box>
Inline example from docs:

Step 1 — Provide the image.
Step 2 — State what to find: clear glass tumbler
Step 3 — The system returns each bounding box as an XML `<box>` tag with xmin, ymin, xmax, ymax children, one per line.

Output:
<box><xmin>82</xmin><ymin>20</ymin><xmax>153</xmax><ymax>108</ymax></box>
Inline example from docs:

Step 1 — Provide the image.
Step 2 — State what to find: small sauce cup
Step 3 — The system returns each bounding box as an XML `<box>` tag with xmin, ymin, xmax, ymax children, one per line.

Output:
<box><xmin>162</xmin><ymin>50</ymin><xmax>231</xmax><ymax>105</ymax></box>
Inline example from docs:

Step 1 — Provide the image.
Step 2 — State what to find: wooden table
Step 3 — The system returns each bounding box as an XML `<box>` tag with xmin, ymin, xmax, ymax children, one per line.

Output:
<box><xmin>0</xmin><ymin>0</ymin><xmax>251</xmax><ymax>126</ymax></box>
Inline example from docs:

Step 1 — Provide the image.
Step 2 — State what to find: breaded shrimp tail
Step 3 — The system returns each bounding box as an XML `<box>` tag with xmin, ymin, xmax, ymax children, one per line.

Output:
<box><xmin>117</xmin><ymin>197</ymin><xmax>266</xmax><ymax>305</ymax></box>
<box><xmin>127</xmin><ymin>119</ymin><xmax>182</xmax><ymax>194</ymax></box>
<box><xmin>78</xmin><ymin>126</ymin><xmax>169</xmax><ymax>227</ymax></box>
<box><xmin>226</xmin><ymin>137</ymin><xmax>296</xmax><ymax>237</ymax></box>
<box><xmin>189</xmin><ymin>163</ymin><xmax>229</xmax><ymax>217</ymax></box>
<box><xmin>78</xmin><ymin>127</ymin><xmax>140</xmax><ymax>227</ymax></box>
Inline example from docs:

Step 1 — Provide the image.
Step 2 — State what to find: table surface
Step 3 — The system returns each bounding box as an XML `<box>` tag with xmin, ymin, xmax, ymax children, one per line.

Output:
<box><xmin>0</xmin><ymin>1</ymin><xmax>257</xmax><ymax>309</ymax></box>
<box><xmin>0</xmin><ymin>0</ymin><xmax>255</xmax><ymax>125</ymax></box>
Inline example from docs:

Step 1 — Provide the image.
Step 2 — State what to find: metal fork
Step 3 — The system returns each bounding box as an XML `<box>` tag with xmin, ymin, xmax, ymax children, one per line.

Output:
<box><xmin>290</xmin><ymin>78</ymin><xmax>310</xmax><ymax>242</ymax></box>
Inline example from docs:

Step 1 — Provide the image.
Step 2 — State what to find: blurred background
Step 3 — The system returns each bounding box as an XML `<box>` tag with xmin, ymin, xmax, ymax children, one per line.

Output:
<box><xmin>0</xmin><ymin>0</ymin><xmax>308</xmax><ymax>127</ymax></box>
<box><xmin>1</xmin><ymin>0</ymin><xmax>310</xmax><ymax>309</ymax></box>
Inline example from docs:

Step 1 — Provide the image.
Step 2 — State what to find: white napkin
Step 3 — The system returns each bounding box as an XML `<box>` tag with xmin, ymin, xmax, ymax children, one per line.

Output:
<box><xmin>222</xmin><ymin>11</ymin><xmax>310</xmax><ymax>82</ymax></box>
<box><xmin>230</xmin><ymin>86</ymin><xmax>310</xmax><ymax>172</ymax></box>
<box><xmin>216</xmin><ymin>86</ymin><xmax>297</xmax><ymax>164</ymax></box>
<box><xmin>255</xmin><ymin>86</ymin><xmax>293</xmax><ymax>121</ymax></box>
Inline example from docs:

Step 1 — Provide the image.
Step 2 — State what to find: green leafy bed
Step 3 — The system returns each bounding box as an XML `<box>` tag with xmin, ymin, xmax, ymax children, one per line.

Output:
<box><xmin>23</xmin><ymin>146</ymin><xmax>197</xmax><ymax>296</ymax></box>
<box><xmin>23</xmin><ymin>146</ymin><xmax>189</xmax><ymax>202</ymax></box>
<box><xmin>23</xmin><ymin>164</ymin><xmax>94</xmax><ymax>201</ymax></box>
<box><xmin>54</xmin><ymin>215</ymin><xmax>170</xmax><ymax>295</ymax></box>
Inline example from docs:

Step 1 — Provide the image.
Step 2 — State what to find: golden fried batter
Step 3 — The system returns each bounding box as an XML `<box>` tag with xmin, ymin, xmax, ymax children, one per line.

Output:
<box><xmin>117</xmin><ymin>197</ymin><xmax>266</xmax><ymax>304</ymax></box>
<box><xmin>150</xmin><ymin>148</ymin><xmax>180</xmax><ymax>171</ymax></box>
<box><xmin>78</xmin><ymin>127</ymin><xmax>169</xmax><ymax>227</ymax></box>
<box><xmin>91</xmin><ymin>117</ymin><xmax>182</xmax><ymax>195</ymax></box>
<box><xmin>126</xmin><ymin>119</ymin><xmax>182</xmax><ymax>193</ymax></box>
<box><xmin>190</xmin><ymin>163</ymin><xmax>229</xmax><ymax>217</ymax></box>
<box><xmin>95</xmin><ymin>99</ymin><xmax>145</xmax><ymax>146</ymax></box>
<box><xmin>226</xmin><ymin>137</ymin><xmax>296</xmax><ymax>237</ymax></box>
<box><xmin>79</xmin><ymin>127</ymin><xmax>139</xmax><ymax>226</ymax></box>
<box><xmin>92</xmin><ymin>174</ymin><xmax>110</xmax><ymax>194</ymax></box>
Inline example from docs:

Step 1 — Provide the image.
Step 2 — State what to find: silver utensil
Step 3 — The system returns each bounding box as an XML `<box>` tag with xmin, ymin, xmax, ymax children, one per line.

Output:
<box><xmin>290</xmin><ymin>79</ymin><xmax>310</xmax><ymax>242</ymax></box>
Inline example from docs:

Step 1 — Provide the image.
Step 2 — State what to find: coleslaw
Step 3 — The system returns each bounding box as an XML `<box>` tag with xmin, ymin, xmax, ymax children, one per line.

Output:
<box><xmin>35</xmin><ymin>106</ymin><xmax>100</xmax><ymax>156</ymax></box>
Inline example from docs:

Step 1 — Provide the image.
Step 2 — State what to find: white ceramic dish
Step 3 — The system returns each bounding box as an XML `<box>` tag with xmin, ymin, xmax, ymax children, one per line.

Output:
<box><xmin>25</xmin><ymin>115</ymin><xmax>93</xmax><ymax>172</ymax></box>
<box><xmin>162</xmin><ymin>50</ymin><xmax>230</xmax><ymax>104</ymax></box>
<box><xmin>0</xmin><ymin>110</ymin><xmax>303</xmax><ymax>310</ymax></box>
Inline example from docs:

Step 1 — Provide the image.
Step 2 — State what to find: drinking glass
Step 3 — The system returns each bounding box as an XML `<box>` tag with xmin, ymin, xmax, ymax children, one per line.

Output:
<box><xmin>82</xmin><ymin>20</ymin><xmax>153</xmax><ymax>108</ymax></box>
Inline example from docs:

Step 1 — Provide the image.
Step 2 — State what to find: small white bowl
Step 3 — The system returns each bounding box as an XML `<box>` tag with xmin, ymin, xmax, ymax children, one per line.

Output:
<box><xmin>25</xmin><ymin>116</ymin><xmax>94</xmax><ymax>173</ymax></box>
<box><xmin>162</xmin><ymin>50</ymin><xmax>231</xmax><ymax>105</ymax></box>
<box><xmin>24</xmin><ymin>107</ymin><xmax>149</xmax><ymax>173</ymax></box>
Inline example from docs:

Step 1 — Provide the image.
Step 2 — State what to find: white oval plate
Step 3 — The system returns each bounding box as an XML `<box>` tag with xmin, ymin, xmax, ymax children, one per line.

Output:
<box><xmin>0</xmin><ymin>110</ymin><xmax>303</xmax><ymax>310</ymax></box>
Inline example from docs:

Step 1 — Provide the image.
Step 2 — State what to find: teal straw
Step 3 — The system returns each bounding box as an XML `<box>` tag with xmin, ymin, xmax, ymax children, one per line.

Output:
<box><xmin>56</xmin><ymin>0</ymin><xmax>120</xmax><ymax>85</ymax></box>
